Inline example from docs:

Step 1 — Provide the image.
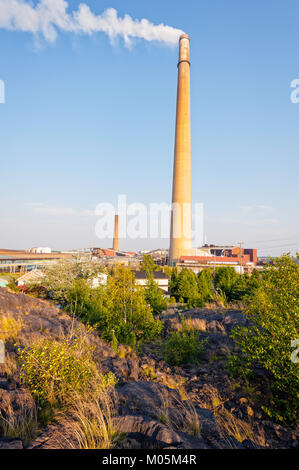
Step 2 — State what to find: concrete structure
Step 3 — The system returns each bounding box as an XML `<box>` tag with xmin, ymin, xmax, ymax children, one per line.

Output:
<box><xmin>134</xmin><ymin>271</ymin><xmax>169</xmax><ymax>293</ymax></box>
<box><xmin>113</xmin><ymin>214</ymin><xmax>119</xmax><ymax>251</ymax></box>
<box><xmin>169</xmin><ymin>34</ymin><xmax>193</xmax><ymax>265</ymax></box>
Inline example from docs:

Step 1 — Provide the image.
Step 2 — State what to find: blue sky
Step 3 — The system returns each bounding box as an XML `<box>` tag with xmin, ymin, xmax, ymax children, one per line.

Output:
<box><xmin>0</xmin><ymin>0</ymin><xmax>299</xmax><ymax>255</ymax></box>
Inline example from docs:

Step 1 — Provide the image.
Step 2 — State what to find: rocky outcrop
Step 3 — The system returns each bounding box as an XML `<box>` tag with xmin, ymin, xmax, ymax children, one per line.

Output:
<box><xmin>0</xmin><ymin>379</ymin><xmax>35</xmax><ymax>422</ymax></box>
<box><xmin>0</xmin><ymin>438</ymin><xmax>23</xmax><ymax>449</ymax></box>
<box><xmin>0</xmin><ymin>289</ymin><xmax>297</xmax><ymax>450</ymax></box>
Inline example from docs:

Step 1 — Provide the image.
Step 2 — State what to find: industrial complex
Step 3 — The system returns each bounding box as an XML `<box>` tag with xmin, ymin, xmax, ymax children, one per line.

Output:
<box><xmin>0</xmin><ymin>34</ymin><xmax>258</xmax><ymax>276</ymax></box>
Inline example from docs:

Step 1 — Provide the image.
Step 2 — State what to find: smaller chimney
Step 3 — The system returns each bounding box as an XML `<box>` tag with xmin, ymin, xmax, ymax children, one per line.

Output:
<box><xmin>113</xmin><ymin>214</ymin><xmax>119</xmax><ymax>251</ymax></box>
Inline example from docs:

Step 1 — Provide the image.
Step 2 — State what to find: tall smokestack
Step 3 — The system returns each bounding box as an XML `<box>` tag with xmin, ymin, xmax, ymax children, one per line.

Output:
<box><xmin>113</xmin><ymin>214</ymin><xmax>119</xmax><ymax>251</ymax></box>
<box><xmin>169</xmin><ymin>34</ymin><xmax>192</xmax><ymax>265</ymax></box>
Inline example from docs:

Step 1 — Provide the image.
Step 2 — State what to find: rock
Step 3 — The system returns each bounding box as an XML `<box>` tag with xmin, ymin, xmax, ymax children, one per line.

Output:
<box><xmin>242</xmin><ymin>439</ymin><xmax>257</xmax><ymax>449</ymax></box>
<box><xmin>0</xmin><ymin>439</ymin><xmax>23</xmax><ymax>449</ymax></box>
<box><xmin>239</xmin><ymin>397</ymin><xmax>248</xmax><ymax>404</ymax></box>
<box><xmin>117</xmin><ymin>381</ymin><xmax>182</xmax><ymax>419</ymax></box>
<box><xmin>114</xmin><ymin>415</ymin><xmax>182</xmax><ymax>447</ymax></box>
<box><xmin>196</xmin><ymin>407</ymin><xmax>221</xmax><ymax>443</ymax></box>
<box><xmin>102</xmin><ymin>356</ymin><xmax>130</xmax><ymax>382</ymax></box>
<box><xmin>127</xmin><ymin>359</ymin><xmax>139</xmax><ymax>381</ymax></box>
<box><xmin>207</xmin><ymin>321</ymin><xmax>225</xmax><ymax>333</ymax></box>
<box><xmin>27</xmin><ymin>419</ymin><xmax>78</xmax><ymax>449</ymax></box>
<box><xmin>0</xmin><ymin>379</ymin><xmax>10</xmax><ymax>391</ymax></box>
<box><xmin>0</xmin><ymin>387</ymin><xmax>35</xmax><ymax>421</ymax></box>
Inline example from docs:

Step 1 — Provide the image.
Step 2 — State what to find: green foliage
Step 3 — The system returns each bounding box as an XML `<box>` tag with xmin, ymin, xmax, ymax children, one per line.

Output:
<box><xmin>163</xmin><ymin>266</ymin><xmax>172</xmax><ymax>278</ymax></box>
<box><xmin>100</xmin><ymin>267</ymin><xmax>162</xmax><ymax>343</ymax></box>
<box><xmin>169</xmin><ymin>296</ymin><xmax>176</xmax><ymax>304</ymax></box>
<box><xmin>177</xmin><ymin>269</ymin><xmax>202</xmax><ymax>307</ymax></box>
<box><xmin>144</xmin><ymin>274</ymin><xmax>168</xmax><ymax>315</ymax></box>
<box><xmin>64</xmin><ymin>267</ymin><xmax>163</xmax><ymax>346</ymax></box>
<box><xmin>32</xmin><ymin>258</ymin><xmax>105</xmax><ymax>304</ymax></box>
<box><xmin>163</xmin><ymin>321</ymin><xmax>206</xmax><ymax>366</ymax></box>
<box><xmin>66</xmin><ymin>278</ymin><xmax>91</xmax><ymax>316</ymax></box>
<box><xmin>214</xmin><ymin>267</ymin><xmax>239</xmax><ymax>301</ymax></box>
<box><xmin>6</xmin><ymin>277</ymin><xmax>20</xmax><ymax>292</ymax></box>
<box><xmin>32</xmin><ymin>262</ymin><xmax>163</xmax><ymax>349</ymax></box>
<box><xmin>170</xmin><ymin>267</ymin><xmax>179</xmax><ymax>298</ymax></box>
<box><xmin>111</xmin><ymin>330</ymin><xmax>118</xmax><ymax>354</ymax></box>
<box><xmin>197</xmin><ymin>269</ymin><xmax>214</xmax><ymax>302</ymax></box>
<box><xmin>229</xmin><ymin>254</ymin><xmax>299</xmax><ymax>423</ymax></box>
<box><xmin>18</xmin><ymin>328</ymin><xmax>117</xmax><ymax>407</ymax></box>
<box><xmin>140</xmin><ymin>254</ymin><xmax>160</xmax><ymax>273</ymax></box>
<box><xmin>213</xmin><ymin>267</ymin><xmax>260</xmax><ymax>302</ymax></box>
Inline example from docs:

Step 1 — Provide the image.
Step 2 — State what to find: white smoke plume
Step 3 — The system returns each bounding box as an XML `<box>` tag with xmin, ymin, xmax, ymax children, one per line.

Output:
<box><xmin>0</xmin><ymin>0</ymin><xmax>184</xmax><ymax>46</ymax></box>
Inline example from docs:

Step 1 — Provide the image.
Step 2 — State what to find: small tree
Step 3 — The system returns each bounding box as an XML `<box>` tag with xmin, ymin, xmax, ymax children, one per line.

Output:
<box><xmin>177</xmin><ymin>269</ymin><xmax>201</xmax><ymax>306</ymax></box>
<box><xmin>214</xmin><ymin>266</ymin><xmax>239</xmax><ymax>301</ymax></box>
<box><xmin>144</xmin><ymin>274</ymin><xmax>168</xmax><ymax>315</ymax></box>
<box><xmin>141</xmin><ymin>254</ymin><xmax>159</xmax><ymax>273</ymax></box>
<box><xmin>96</xmin><ymin>267</ymin><xmax>162</xmax><ymax>344</ymax></box>
<box><xmin>170</xmin><ymin>266</ymin><xmax>179</xmax><ymax>298</ymax></box>
<box><xmin>229</xmin><ymin>254</ymin><xmax>299</xmax><ymax>423</ymax></box>
<box><xmin>197</xmin><ymin>269</ymin><xmax>214</xmax><ymax>302</ymax></box>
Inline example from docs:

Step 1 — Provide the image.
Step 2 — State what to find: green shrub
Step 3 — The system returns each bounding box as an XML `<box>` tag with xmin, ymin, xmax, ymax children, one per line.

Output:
<box><xmin>214</xmin><ymin>267</ymin><xmax>239</xmax><ymax>301</ymax></box>
<box><xmin>177</xmin><ymin>269</ymin><xmax>199</xmax><ymax>304</ymax></box>
<box><xmin>144</xmin><ymin>274</ymin><xmax>168</xmax><ymax>315</ymax></box>
<box><xmin>163</xmin><ymin>322</ymin><xmax>206</xmax><ymax>366</ymax></box>
<box><xmin>229</xmin><ymin>255</ymin><xmax>299</xmax><ymax>423</ymax></box>
<box><xmin>111</xmin><ymin>330</ymin><xmax>118</xmax><ymax>354</ymax></box>
<box><xmin>63</xmin><ymin>267</ymin><xmax>163</xmax><ymax>346</ymax></box>
<box><xmin>197</xmin><ymin>269</ymin><xmax>214</xmax><ymax>302</ymax></box>
<box><xmin>18</xmin><ymin>329</ymin><xmax>116</xmax><ymax>407</ymax></box>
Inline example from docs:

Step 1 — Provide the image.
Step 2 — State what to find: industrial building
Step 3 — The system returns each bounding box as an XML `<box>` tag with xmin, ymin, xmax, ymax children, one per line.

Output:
<box><xmin>27</xmin><ymin>247</ymin><xmax>52</xmax><ymax>254</ymax></box>
<box><xmin>0</xmin><ymin>249</ymin><xmax>73</xmax><ymax>273</ymax></box>
<box><xmin>176</xmin><ymin>245</ymin><xmax>258</xmax><ymax>273</ymax></box>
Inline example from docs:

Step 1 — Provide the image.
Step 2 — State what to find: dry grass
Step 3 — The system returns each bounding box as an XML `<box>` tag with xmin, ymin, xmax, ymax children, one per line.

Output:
<box><xmin>195</xmin><ymin>385</ymin><xmax>266</xmax><ymax>448</ymax></box>
<box><xmin>173</xmin><ymin>317</ymin><xmax>207</xmax><ymax>332</ymax></box>
<box><xmin>158</xmin><ymin>374</ymin><xmax>187</xmax><ymax>400</ymax></box>
<box><xmin>0</xmin><ymin>403</ymin><xmax>38</xmax><ymax>447</ymax></box>
<box><xmin>116</xmin><ymin>344</ymin><xmax>132</xmax><ymax>359</ymax></box>
<box><xmin>0</xmin><ymin>315</ymin><xmax>24</xmax><ymax>342</ymax></box>
<box><xmin>63</xmin><ymin>390</ymin><xmax>120</xmax><ymax>449</ymax></box>
<box><xmin>0</xmin><ymin>353</ymin><xmax>18</xmax><ymax>378</ymax></box>
<box><xmin>157</xmin><ymin>387</ymin><xmax>201</xmax><ymax>438</ymax></box>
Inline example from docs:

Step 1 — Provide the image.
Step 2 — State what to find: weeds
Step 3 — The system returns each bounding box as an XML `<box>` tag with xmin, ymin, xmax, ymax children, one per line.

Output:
<box><xmin>0</xmin><ymin>316</ymin><xmax>24</xmax><ymax>342</ymax></box>
<box><xmin>64</xmin><ymin>389</ymin><xmax>120</xmax><ymax>449</ymax></box>
<box><xmin>0</xmin><ymin>403</ymin><xmax>38</xmax><ymax>447</ymax></box>
<box><xmin>196</xmin><ymin>386</ymin><xmax>266</xmax><ymax>448</ymax></box>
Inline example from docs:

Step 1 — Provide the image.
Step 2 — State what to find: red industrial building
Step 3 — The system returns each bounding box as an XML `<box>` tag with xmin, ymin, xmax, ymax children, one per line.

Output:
<box><xmin>177</xmin><ymin>245</ymin><xmax>258</xmax><ymax>273</ymax></box>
